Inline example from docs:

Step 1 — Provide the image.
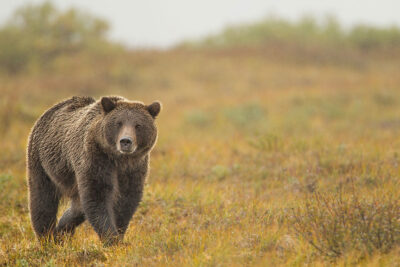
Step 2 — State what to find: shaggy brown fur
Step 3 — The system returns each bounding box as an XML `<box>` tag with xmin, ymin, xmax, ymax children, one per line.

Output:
<box><xmin>27</xmin><ymin>96</ymin><xmax>161</xmax><ymax>245</ymax></box>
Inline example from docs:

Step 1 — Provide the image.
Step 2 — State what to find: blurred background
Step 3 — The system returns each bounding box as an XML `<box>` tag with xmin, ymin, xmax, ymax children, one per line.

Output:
<box><xmin>2</xmin><ymin>0</ymin><xmax>400</xmax><ymax>48</ymax></box>
<box><xmin>1</xmin><ymin>1</ymin><xmax>400</xmax><ymax>265</ymax></box>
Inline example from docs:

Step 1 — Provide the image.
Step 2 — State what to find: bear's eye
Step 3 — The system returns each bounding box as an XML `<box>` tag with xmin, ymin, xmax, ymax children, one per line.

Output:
<box><xmin>117</xmin><ymin>121</ymin><xmax>122</xmax><ymax>127</ymax></box>
<box><xmin>135</xmin><ymin>124</ymin><xmax>141</xmax><ymax>129</ymax></box>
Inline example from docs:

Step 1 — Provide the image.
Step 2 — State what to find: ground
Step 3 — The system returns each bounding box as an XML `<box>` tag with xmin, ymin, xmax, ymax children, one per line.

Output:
<box><xmin>0</xmin><ymin>49</ymin><xmax>399</xmax><ymax>266</ymax></box>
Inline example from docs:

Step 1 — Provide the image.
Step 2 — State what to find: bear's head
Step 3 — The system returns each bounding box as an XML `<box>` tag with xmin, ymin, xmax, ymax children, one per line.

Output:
<box><xmin>99</xmin><ymin>96</ymin><xmax>161</xmax><ymax>156</ymax></box>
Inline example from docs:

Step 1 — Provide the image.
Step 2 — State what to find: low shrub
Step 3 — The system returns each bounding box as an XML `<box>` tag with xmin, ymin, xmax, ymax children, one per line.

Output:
<box><xmin>289</xmin><ymin>189</ymin><xmax>400</xmax><ymax>258</ymax></box>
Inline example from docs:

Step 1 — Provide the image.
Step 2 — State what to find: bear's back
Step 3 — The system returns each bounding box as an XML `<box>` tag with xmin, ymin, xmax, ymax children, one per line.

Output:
<box><xmin>31</xmin><ymin>96</ymin><xmax>96</xmax><ymax>137</ymax></box>
<box><xmin>66</xmin><ymin>96</ymin><xmax>96</xmax><ymax>111</ymax></box>
<box><xmin>28</xmin><ymin>96</ymin><xmax>99</xmax><ymax>193</ymax></box>
<box><xmin>29</xmin><ymin>96</ymin><xmax>98</xmax><ymax>158</ymax></box>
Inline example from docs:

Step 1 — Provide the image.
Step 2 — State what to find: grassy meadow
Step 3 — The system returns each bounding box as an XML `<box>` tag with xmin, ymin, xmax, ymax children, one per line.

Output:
<box><xmin>1</xmin><ymin>3</ymin><xmax>400</xmax><ymax>266</ymax></box>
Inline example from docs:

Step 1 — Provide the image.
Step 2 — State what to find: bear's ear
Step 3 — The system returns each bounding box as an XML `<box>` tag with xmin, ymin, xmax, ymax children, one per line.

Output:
<box><xmin>101</xmin><ymin>97</ymin><xmax>116</xmax><ymax>113</ymax></box>
<box><xmin>146</xmin><ymin>101</ymin><xmax>161</xmax><ymax>118</ymax></box>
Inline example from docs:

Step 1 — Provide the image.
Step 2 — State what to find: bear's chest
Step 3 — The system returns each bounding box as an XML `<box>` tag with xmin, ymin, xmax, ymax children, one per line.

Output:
<box><xmin>115</xmin><ymin>166</ymin><xmax>147</xmax><ymax>194</ymax></box>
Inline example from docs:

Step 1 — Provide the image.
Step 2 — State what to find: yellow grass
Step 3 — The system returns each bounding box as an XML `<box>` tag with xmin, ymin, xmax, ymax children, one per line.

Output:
<box><xmin>0</xmin><ymin>49</ymin><xmax>399</xmax><ymax>266</ymax></box>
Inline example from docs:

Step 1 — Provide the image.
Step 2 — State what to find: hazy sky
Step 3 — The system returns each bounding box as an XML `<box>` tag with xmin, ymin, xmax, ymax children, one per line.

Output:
<box><xmin>1</xmin><ymin>0</ymin><xmax>400</xmax><ymax>48</ymax></box>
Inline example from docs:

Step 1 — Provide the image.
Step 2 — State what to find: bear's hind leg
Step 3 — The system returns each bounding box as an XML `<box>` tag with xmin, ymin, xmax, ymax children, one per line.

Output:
<box><xmin>28</xmin><ymin>162</ymin><xmax>60</xmax><ymax>240</ymax></box>
<box><xmin>56</xmin><ymin>198</ymin><xmax>85</xmax><ymax>236</ymax></box>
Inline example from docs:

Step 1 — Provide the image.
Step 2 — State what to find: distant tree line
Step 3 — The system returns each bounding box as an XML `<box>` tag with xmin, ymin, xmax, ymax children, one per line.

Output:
<box><xmin>182</xmin><ymin>16</ymin><xmax>400</xmax><ymax>52</ymax></box>
<box><xmin>2</xmin><ymin>2</ymin><xmax>400</xmax><ymax>74</ymax></box>
<box><xmin>0</xmin><ymin>2</ymin><xmax>120</xmax><ymax>74</ymax></box>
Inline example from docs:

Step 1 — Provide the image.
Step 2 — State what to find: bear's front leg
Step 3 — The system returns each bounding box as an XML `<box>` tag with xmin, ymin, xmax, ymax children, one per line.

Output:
<box><xmin>114</xmin><ymin>173</ymin><xmax>145</xmax><ymax>238</ymax></box>
<box><xmin>78</xmin><ymin>167</ymin><xmax>120</xmax><ymax>246</ymax></box>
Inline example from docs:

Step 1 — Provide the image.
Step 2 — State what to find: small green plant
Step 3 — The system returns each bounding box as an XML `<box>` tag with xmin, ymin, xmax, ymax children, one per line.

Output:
<box><xmin>210</xmin><ymin>165</ymin><xmax>230</xmax><ymax>181</ymax></box>
<box><xmin>184</xmin><ymin>110</ymin><xmax>212</xmax><ymax>127</ymax></box>
<box><xmin>0</xmin><ymin>173</ymin><xmax>12</xmax><ymax>187</ymax></box>
<box><xmin>248</xmin><ymin>133</ymin><xmax>283</xmax><ymax>152</ymax></box>
<box><xmin>224</xmin><ymin>103</ymin><xmax>265</xmax><ymax>129</ymax></box>
<box><xmin>16</xmin><ymin>259</ymin><xmax>29</xmax><ymax>267</ymax></box>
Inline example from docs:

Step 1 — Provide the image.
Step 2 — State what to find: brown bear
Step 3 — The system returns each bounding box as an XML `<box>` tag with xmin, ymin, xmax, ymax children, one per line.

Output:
<box><xmin>27</xmin><ymin>96</ymin><xmax>161</xmax><ymax>245</ymax></box>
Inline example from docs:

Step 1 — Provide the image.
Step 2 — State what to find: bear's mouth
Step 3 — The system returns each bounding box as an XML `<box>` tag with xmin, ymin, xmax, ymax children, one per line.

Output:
<box><xmin>118</xmin><ymin>145</ymin><xmax>137</xmax><ymax>154</ymax></box>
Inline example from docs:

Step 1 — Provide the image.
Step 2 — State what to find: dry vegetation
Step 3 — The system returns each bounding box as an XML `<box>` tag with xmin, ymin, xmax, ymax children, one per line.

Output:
<box><xmin>1</xmin><ymin>3</ymin><xmax>400</xmax><ymax>266</ymax></box>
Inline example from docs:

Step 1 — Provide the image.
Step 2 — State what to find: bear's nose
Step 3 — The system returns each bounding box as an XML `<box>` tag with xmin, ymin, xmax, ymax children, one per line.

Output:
<box><xmin>120</xmin><ymin>137</ymin><xmax>133</xmax><ymax>150</ymax></box>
